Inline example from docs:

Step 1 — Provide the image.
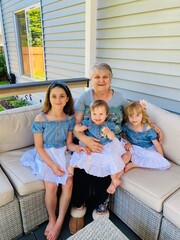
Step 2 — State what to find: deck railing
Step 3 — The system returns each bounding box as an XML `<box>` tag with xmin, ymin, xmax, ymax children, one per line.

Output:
<box><xmin>0</xmin><ymin>78</ymin><xmax>90</xmax><ymax>98</ymax></box>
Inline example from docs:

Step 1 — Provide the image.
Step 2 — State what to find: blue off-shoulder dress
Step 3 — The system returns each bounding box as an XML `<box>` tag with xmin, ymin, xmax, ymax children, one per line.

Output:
<box><xmin>20</xmin><ymin>113</ymin><xmax>75</xmax><ymax>185</ymax></box>
<box><xmin>122</xmin><ymin>123</ymin><xmax>170</xmax><ymax>170</ymax></box>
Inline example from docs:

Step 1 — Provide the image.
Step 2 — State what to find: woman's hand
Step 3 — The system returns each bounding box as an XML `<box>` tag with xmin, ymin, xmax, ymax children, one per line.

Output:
<box><xmin>84</xmin><ymin>136</ymin><xmax>103</xmax><ymax>153</ymax></box>
<box><xmin>52</xmin><ymin>163</ymin><xmax>65</xmax><ymax>176</ymax></box>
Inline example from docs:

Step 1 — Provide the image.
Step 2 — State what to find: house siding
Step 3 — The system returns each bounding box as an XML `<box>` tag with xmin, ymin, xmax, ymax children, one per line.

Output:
<box><xmin>0</xmin><ymin>0</ymin><xmax>180</xmax><ymax>114</ymax></box>
<box><xmin>41</xmin><ymin>0</ymin><xmax>86</xmax><ymax>80</ymax></box>
<box><xmin>96</xmin><ymin>0</ymin><xmax>180</xmax><ymax>113</ymax></box>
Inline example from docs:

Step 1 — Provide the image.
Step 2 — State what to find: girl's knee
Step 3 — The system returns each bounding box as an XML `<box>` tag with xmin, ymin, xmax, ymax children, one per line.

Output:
<box><xmin>45</xmin><ymin>182</ymin><xmax>57</xmax><ymax>194</ymax></box>
<box><xmin>64</xmin><ymin>177</ymin><xmax>73</xmax><ymax>191</ymax></box>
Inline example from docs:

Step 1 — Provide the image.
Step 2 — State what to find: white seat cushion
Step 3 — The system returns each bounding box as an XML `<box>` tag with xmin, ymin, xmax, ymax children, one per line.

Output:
<box><xmin>0</xmin><ymin>167</ymin><xmax>14</xmax><ymax>207</ymax></box>
<box><xmin>121</xmin><ymin>162</ymin><xmax>180</xmax><ymax>212</ymax></box>
<box><xmin>163</xmin><ymin>189</ymin><xmax>180</xmax><ymax>229</ymax></box>
<box><xmin>0</xmin><ymin>146</ymin><xmax>44</xmax><ymax>196</ymax></box>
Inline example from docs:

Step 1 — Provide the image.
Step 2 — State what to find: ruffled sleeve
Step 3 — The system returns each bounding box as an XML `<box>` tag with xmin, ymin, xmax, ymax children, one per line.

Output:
<box><xmin>147</xmin><ymin>128</ymin><xmax>158</xmax><ymax>140</ymax></box>
<box><xmin>69</xmin><ymin>117</ymin><xmax>75</xmax><ymax>131</ymax></box>
<box><xmin>82</xmin><ymin>119</ymin><xmax>89</xmax><ymax>127</ymax></box>
<box><xmin>31</xmin><ymin>121</ymin><xmax>45</xmax><ymax>133</ymax></box>
<box><xmin>121</xmin><ymin>123</ymin><xmax>128</xmax><ymax>133</ymax></box>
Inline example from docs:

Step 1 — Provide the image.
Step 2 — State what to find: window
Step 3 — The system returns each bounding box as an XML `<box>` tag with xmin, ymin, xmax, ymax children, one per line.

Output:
<box><xmin>16</xmin><ymin>4</ymin><xmax>45</xmax><ymax>80</ymax></box>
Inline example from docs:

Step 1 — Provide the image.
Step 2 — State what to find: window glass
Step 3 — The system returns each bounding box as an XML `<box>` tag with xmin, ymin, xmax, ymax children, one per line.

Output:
<box><xmin>16</xmin><ymin>5</ymin><xmax>45</xmax><ymax>80</ymax></box>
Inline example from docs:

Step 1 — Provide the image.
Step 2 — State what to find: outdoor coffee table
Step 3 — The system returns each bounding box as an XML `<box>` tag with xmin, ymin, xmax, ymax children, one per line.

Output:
<box><xmin>67</xmin><ymin>218</ymin><xmax>128</xmax><ymax>240</ymax></box>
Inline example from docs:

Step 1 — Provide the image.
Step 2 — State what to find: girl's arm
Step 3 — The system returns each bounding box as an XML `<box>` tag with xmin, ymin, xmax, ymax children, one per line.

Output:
<box><xmin>152</xmin><ymin>124</ymin><xmax>163</xmax><ymax>144</ymax></box>
<box><xmin>66</xmin><ymin>131</ymin><xmax>90</xmax><ymax>154</ymax></box>
<box><xmin>122</xmin><ymin>133</ymin><xmax>132</xmax><ymax>151</ymax></box>
<box><xmin>74</xmin><ymin>123</ymin><xmax>88</xmax><ymax>132</ymax></box>
<box><xmin>34</xmin><ymin>132</ymin><xmax>65</xmax><ymax>176</ymax></box>
<box><xmin>152</xmin><ymin>139</ymin><xmax>164</xmax><ymax>156</ymax></box>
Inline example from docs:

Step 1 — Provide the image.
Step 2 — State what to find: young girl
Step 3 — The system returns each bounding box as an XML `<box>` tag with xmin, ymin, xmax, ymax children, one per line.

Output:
<box><xmin>122</xmin><ymin>100</ymin><xmax>171</xmax><ymax>172</ymax></box>
<box><xmin>20</xmin><ymin>82</ymin><xmax>88</xmax><ymax>240</ymax></box>
<box><xmin>68</xmin><ymin>100</ymin><xmax>131</xmax><ymax>194</ymax></box>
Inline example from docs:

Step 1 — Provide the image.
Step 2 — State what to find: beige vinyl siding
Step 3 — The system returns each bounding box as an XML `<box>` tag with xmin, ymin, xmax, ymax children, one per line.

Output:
<box><xmin>42</xmin><ymin>0</ymin><xmax>86</xmax><ymax>80</ymax></box>
<box><xmin>97</xmin><ymin>0</ymin><xmax>180</xmax><ymax>114</ymax></box>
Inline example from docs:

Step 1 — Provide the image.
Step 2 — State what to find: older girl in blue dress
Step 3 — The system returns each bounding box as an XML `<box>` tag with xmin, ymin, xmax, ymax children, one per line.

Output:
<box><xmin>122</xmin><ymin>100</ymin><xmax>170</xmax><ymax>172</ymax></box>
<box><xmin>20</xmin><ymin>82</ymin><xmax>88</xmax><ymax>240</ymax></box>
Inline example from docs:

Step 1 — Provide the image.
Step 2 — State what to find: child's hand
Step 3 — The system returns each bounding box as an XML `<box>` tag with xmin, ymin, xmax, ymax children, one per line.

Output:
<box><xmin>76</xmin><ymin>145</ymin><xmax>91</xmax><ymax>155</ymax></box>
<box><xmin>124</xmin><ymin>142</ymin><xmax>132</xmax><ymax>151</ymax></box>
<box><xmin>75</xmin><ymin>124</ymin><xmax>88</xmax><ymax>132</ymax></box>
<box><xmin>100</xmin><ymin>126</ymin><xmax>110</xmax><ymax>137</ymax></box>
<box><xmin>52</xmin><ymin>163</ymin><xmax>65</xmax><ymax>176</ymax></box>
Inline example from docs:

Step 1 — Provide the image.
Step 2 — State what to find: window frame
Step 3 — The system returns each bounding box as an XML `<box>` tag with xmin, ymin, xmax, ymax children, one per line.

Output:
<box><xmin>14</xmin><ymin>3</ymin><xmax>45</xmax><ymax>80</ymax></box>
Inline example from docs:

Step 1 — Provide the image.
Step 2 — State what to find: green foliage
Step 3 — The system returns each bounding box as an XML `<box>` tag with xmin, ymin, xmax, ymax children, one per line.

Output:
<box><xmin>0</xmin><ymin>53</ymin><xmax>7</xmax><ymax>75</ymax></box>
<box><xmin>10</xmin><ymin>99</ymin><xmax>29</xmax><ymax>108</ymax></box>
<box><xmin>0</xmin><ymin>105</ymin><xmax>4</xmax><ymax>111</ymax></box>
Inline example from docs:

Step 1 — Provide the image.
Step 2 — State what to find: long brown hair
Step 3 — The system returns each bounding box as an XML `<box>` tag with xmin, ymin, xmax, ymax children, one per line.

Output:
<box><xmin>42</xmin><ymin>81</ymin><xmax>74</xmax><ymax>115</ymax></box>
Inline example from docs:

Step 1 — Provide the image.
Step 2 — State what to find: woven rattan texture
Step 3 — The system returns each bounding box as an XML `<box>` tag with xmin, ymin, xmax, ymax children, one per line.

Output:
<box><xmin>17</xmin><ymin>190</ymin><xmax>48</xmax><ymax>233</ymax></box>
<box><xmin>67</xmin><ymin>218</ymin><xmax>128</xmax><ymax>240</ymax></box>
<box><xmin>109</xmin><ymin>188</ymin><xmax>162</xmax><ymax>240</ymax></box>
<box><xmin>159</xmin><ymin>217</ymin><xmax>180</xmax><ymax>240</ymax></box>
<box><xmin>0</xmin><ymin>196</ymin><xmax>23</xmax><ymax>240</ymax></box>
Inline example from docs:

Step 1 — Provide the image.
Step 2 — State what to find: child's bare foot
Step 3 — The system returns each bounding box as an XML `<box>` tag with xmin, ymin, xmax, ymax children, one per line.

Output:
<box><xmin>122</xmin><ymin>151</ymin><xmax>131</xmax><ymax>164</ymax></box>
<box><xmin>107</xmin><ymin>182</ymin><xmax>117</xmax><ymax>194</ymax></box>
<box><xmin>46</xmin><ymin>221</ymin><xmax>62</xmax><ymax>240</ymax></box>
<box><xmin>44</xmin><ymin>220</ymin><xmax>56</xmax><ymax>237</ymax></box>
<box><xmin>124</xmin><ymin>162</ymin><xmax>137</xmax><ymax>172</ymax></box>
<box><xmin>112</xmin><ymin>178</ymin><xmax>121</xmax><ymax>187</ymax></box>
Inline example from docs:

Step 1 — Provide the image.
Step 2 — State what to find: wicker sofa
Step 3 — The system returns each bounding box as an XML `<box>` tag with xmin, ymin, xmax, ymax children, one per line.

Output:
<box><xmin>0</xmin><ymin>104</ymin><xmax>48</xmax><ymax>240</ymax></box>
<box><xmin>0</xmin><ymin>102</ymin><xmax>179</xmax><ymax>240</ymax></box>
<box><xmin>109</xmin><ymin>103</ymin><xmax>180</xmax><ymax>240</ymax></box>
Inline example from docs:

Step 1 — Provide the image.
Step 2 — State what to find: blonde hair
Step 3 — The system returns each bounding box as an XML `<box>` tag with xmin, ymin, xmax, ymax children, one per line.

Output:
<box><xmin>123</xmin><ymin>101</ymin><xmax>152</xmax><ymax>126</ymax></box>
<box><xmin>90</xmin><ymin>100</ymin><xmax>109</xmax><ymax>115</ymax></box>
<box><xmin>89</xmin><ymin>63</ymin><xmax>113</xmax><ymax>79</ymax></box>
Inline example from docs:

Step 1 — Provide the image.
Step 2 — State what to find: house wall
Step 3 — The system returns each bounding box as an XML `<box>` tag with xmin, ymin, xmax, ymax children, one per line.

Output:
<box><xmin>96</xmin><ymin>0</ymin><xmax>180</xmax><ymax>113</ymax></box>
<box><xmin>41</xmin><ymin>0</ymin><xmax>86</xmax><ymax>80</ymax></box>
<box><xmin>1</xmin><ymin>0</ymin><xmax>179</xmax><ymax>113</ymax></box>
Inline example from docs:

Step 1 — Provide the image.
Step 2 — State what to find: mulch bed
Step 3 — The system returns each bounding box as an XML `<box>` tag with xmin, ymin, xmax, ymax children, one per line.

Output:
<box><xmin>0</xmin><ymin>99</ymin><xmax>14</xmax><ymax>109</ymax></box>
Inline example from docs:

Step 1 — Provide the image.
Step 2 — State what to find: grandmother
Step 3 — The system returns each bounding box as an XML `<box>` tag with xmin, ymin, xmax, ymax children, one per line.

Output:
<box><xmin>69</xmin><ymin>62</ymin><xmax>162</xmax><ymax>234</ymax></box>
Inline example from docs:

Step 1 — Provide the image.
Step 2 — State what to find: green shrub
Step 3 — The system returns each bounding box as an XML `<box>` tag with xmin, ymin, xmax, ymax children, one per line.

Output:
<box><xmin>0</xmin><ymin>53</ymin><xmax>7</xmax><ymax>75</ymax></box>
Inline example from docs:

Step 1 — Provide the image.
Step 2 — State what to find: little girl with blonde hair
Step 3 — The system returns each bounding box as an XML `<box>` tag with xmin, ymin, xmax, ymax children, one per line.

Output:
<box><xmin>122</xmin><ymin>100</ymin><xmax>170</xmax><ymax>172</ymax></box>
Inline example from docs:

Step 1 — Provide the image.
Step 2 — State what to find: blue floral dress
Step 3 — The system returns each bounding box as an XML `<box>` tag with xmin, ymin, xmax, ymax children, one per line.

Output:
<box><xmin>70</xmin><ymin>119</ymin><xmax>126</xmax><ymax>177</ymax></box>
<box><xmin>122</xmin><ymin>123</ymin><xmax>170</xmax><ymax>170</ymax></box>
<box><xmin>20</xmin><ymin>113</ymin><xmax>75</xmax><ymax>185</ymax></box>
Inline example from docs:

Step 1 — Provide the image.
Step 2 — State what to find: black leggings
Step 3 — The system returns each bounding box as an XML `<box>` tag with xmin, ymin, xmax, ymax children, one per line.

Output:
<box><xmin>72</xmin><ymin>168</ymin><xmax>111</xmax><ymax>208</ymax></box>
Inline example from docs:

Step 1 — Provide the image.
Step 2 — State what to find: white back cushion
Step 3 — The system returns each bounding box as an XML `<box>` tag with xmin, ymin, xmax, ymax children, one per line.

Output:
<box><xmin>146</xmin><ymin>103</ymin><xmax>180</xmax><ymax>165</ymax></box>
<box><xmin>0</xmin><ymin>104</ymin><xmax>42</xmax><ymax>152</ymax></box>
